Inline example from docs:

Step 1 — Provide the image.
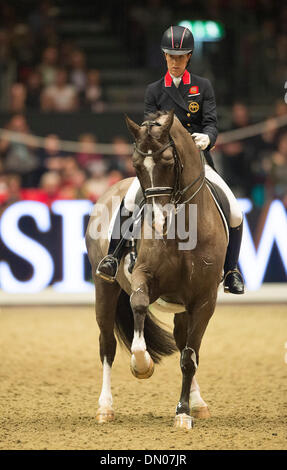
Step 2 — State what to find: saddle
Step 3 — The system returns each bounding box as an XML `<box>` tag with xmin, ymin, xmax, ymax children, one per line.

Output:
<box><xmin>205</xmin><ymin>179</ymin><xmax>230</xmax><ymax>241</ymax></box>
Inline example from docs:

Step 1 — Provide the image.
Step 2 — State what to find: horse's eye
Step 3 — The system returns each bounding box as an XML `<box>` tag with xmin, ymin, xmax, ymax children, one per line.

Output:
<box><xmin>161</xmin><ymin>158</ymin><xmax>174</xmax><ymax>167</ymax></box>
<box><xmin>133</xmin><ymin>160</ymin><xmax>142</xmax><ymax>170</ymax></box>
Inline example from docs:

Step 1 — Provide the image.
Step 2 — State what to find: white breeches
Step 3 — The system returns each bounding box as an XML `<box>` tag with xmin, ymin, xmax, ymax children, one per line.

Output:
<box><xmin>205</xmin><ymin>164</ymin><xmax>243</xmax><ymax>228</ymax></box>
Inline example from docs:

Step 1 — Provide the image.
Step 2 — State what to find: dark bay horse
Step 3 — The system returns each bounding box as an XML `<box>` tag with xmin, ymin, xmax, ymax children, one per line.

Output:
<box><xmin>85</xmin><ymin>110</ymin><xmax>227</xmax><ymax>429</ymax></box>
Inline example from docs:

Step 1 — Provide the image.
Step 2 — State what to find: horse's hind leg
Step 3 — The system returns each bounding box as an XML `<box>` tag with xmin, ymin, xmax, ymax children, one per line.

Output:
<box><xmin>94</xmin><ymin>277</ymin><xmax>121</xmax><ymax>423</ymax></box>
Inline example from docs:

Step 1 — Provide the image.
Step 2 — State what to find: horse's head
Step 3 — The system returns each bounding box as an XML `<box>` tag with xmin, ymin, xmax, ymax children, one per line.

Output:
<box><xmin>125</xmin><ymin>110</ymin><xmax>181</xmax><ymax>205</ymax></box>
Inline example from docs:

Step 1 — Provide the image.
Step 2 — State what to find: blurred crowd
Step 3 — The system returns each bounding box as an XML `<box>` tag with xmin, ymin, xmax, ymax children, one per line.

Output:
<box><xmin>0</xmin><ymin>99</ymin><xmax>286</xmax><ymax>214</ymax></box>
<box><xmin>0</xmin><ymin>114</ymin><xmax>135</xmax><ymax>212</ymax></box>
<box><xmin>0</xmin><ymin>1</ymin><xmax>105</xmax><ymax>113</ymax></box>
<box><xmin>216</xmin><ymin>100</ymin><xmax>287</xmax><ymax>208</ymax></box>
<box><xmin>1</xmin><ymin>0</ymin><xmax>287</xmax><ymax>111</ymax></box>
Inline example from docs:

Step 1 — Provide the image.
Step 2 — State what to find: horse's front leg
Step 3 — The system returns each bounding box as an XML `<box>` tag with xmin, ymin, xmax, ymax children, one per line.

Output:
<box><xmin>129</xmin><ymin>269</ymin><xmax>154</xmax><ymax>379</ymax></box>
<box><xmin>95</xmin><ymin>277</ymin><xmax>121</xmax><ymax>423</ymax></box>
<box><xmin>174</xmin><ymin>298</ymin><xmax>216</xmax><ymax>429</ymax></box>
<box><xmin>190</xmin><ymin>376</ymin><xmax>210</xmax><ymax>418</ymax></box>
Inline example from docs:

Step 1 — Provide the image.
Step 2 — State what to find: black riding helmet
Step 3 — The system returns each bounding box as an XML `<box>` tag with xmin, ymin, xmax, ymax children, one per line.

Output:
<box><xmin>161</xmin><ymin>25</ymin><xmax>194</xmax><ymax>55</ymax></box>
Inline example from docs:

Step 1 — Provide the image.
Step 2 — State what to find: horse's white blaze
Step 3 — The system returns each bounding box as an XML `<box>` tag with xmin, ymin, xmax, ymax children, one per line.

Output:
<box><xmin>98</xmin><ymin>357</ymin><xmax>113</xmax><ymax>408</ymax></box>
<box><xmin>144</xmin><ymin>154</ymin><xmax>165</xmax><ymax>234</ymax></box>
<box><xmin>143</xmin><ymin>154</ymin><xmax>155</xmax><ymax>174</ymax></box>
<box><xmin>190</xmin><ymin>376</ymin><xmax>208</xmax><ymax>408</ymax></box>
<box><xmin>131</xmin><ymin>331</ymin><xmax>151</xmax><ymax>372</ymax></box>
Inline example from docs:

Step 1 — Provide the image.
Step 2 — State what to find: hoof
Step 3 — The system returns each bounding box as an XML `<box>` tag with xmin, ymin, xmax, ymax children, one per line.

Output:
<box><xmin>191</xmin><ymin>406</ymin><xmax>211</xmax><ymax>419</ymax></box>
<box><xmin>174</xmin><ymin>413</ymin><xmax>194</xmax><ymax>430</ymax></box>
<box><xmin>130</xmin><ymin>357</ymin><xmax>155</xmax><ymax>379</ymax></box>
<box><xmin>96</xmin><ymin>406</ymin><xmax>115</xmax><ymax>423</ymax></box>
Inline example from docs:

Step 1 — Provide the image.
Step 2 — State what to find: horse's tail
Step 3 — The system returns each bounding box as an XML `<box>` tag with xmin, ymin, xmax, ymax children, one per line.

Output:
<box><xmin>114</xmin><ymin>290</ymin><xmax>177</xmax><ymax>364</ymax></box>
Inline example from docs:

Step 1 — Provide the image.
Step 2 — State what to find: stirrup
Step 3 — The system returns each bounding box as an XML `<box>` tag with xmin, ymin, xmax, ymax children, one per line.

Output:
<box><xmin>96</xmin><ymin>255</ymin><xmax>119</xmax><ymax>283</ymax></box>
<box><xmin>223</xmin><ymin>269</ymin><xmax>244</xmax><ymax>293</ymax></box>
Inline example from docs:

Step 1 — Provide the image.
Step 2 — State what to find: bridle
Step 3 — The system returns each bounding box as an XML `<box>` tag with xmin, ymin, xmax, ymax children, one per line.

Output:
<box><xmin>133</xmin><ymin>120</ymin><xmax>206</xmax><ymax>210</ymax></box>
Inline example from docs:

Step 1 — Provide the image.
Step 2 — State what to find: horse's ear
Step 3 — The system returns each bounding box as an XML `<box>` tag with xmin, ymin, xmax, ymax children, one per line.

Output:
<box><xmin>161</xmin><ymin>109</ymin><xmax>174</xmax><ymax>134</ymax></box>
<box><xmin>125</xmin><ymin>115</ymin><xmax>141</xmax><ymax>140</ymax></box>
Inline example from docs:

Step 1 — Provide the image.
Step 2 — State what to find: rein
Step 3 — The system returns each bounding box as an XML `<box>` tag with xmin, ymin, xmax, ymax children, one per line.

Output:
<box><xmin>133</xmin><ymin>120</ymin><xmax>206</xmax><ymax>209</ymax></box>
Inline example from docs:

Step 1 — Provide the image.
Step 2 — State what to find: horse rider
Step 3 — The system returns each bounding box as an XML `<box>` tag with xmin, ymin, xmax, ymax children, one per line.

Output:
<box><xmin>96</xmin><ymin>25</ymin><xmax>244</xmax><ymax>295</ymax></box>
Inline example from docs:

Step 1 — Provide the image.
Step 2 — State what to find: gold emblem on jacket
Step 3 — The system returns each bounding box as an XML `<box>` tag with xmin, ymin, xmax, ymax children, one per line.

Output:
<box><xmin>188</xmin><ymin>101</ymin><xmax>199</xmax><ymax>113</ymax></box>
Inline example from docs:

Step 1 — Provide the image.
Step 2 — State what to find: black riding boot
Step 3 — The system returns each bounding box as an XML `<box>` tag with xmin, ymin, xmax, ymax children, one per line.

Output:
<box><xmin>96</xmin><ymin>198</ymin><xmax>144</xmax><ymax>283</ymax></box>
<box><xmin>96</xmin><ymin>240</ymin><xmax>126</xmax><ymax>283</ymax></box>
<box><xmin>223</xmin><ymin>221</ymin><xmax>245</xmax><ymax>294</ymax></box>
<box><xmin>96</xmin><ymin>200</ymin><xmax>132</xmax><ymax>283</ymax></box>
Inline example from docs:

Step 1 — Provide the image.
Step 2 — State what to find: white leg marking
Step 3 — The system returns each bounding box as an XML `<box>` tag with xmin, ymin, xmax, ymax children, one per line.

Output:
<box><xmin>131</xmin><ymin>331</ymin><xmax>151</xmax><ymax>372</ymax></box>
<box><xmin>190</xmin><ymin>376</ymin><xmax>208</xmax><ymax>408</ymax></box>
<box><xmin>98</xmin><ymin>357</ymin><xmax>113</xmax><ymax>408</ymax></box>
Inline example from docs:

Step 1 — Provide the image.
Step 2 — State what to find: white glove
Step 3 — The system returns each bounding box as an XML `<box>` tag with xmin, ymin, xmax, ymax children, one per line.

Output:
<box><xmin>191</xmin><ymin>133</ymin><xmax>210</xmax><ymax>150</ymax></box>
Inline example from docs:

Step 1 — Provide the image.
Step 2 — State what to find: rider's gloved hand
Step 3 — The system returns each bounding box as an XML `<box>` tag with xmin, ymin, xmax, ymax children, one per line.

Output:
<box><xmin>191</xmin><ymin>133</ymin><xmax>210</xmax><ymax>150</ymax></box>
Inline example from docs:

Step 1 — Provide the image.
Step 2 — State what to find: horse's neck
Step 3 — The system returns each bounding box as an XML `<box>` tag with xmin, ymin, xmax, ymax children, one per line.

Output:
<box><xmin>170</xmin><ymin>122</ymin><xmax>203</xmax><ymax>190</ymax></box>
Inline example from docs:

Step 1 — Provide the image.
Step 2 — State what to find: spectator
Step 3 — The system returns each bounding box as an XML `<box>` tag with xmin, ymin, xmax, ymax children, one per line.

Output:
<box><xmin>40</xmin><ymin>133</ymin><xmax>65</xmax><ymax>172</ymax></box>
<box><xmin>0</xmin><ymin>173</ymin><xmax>9</xmax><ymax>207</ymax></box>
<box><xmin>107</xmin><ymin>170</ymin><xmax>125</xmax><ymax>186</ymax></box>
<box><xmin>249</xmin><ymin>117</ymin><xmax>278</xmax><ymax>205</ymax></box>
<box><xmin>121</xmin><ymin>157</ymin><xmax>136</xmax><ymax>178</ymax></box>
<box><xmin>5</xmin><ymin>173</ymin><xmax>22</xmax><ymax>206</ymax></box>
<box><xmin>11</xmin><ymin>24</ymin><xmax>36</xmax><ymax>81</ymax></box>
<box><xmin>58</xmin><ymin>40</ymin><xmax>76</xmax><ymax>68</ymax></box>
<box><xmin>269</xmin><ymin>132</ymin><xmax>287</xmax><ymax>206</ymax></box>
<box><xmin>108</xmin><ymin>135</ymin><xmax>133</xmax><ymax>176</ymax></box>
<box><xmin>82</xmin><ymin>152</ymin><xmax>109</xmax><ymax>201</ymax></box>
<box><xmin>220</xmin><ymin>102</ymin><xmax>254</xmax><ymax>196</ymax></box>
<box><xmin>84</xmin><ymin>70</ymin><xmax>104</xmax><ymax>112</ymax></box>
<box><xmin>9</xmin><ymin>82</ymin><xmax>27</xmax><ymax>113</ymax></box>
<box><xmin>38</xmin><ymin>46</ymin><xmax>58</xmax><ymax>87</ymax></box>
<box><xmin>0</xmin><ymin>115</ymin><xmax>40</xmax><ymax>187</ymax></box>
<box><xmin>59</xmin><ymin>167</ymin><xmax>88</xmax><ymax>200</ymax></box>
<box><xmin>76</xmin><ymin>133</ymin><xmax>103</xmax><ymax>172</ymax></box>
<box><xmin>60</xmin><ymin>156</ymin><xmax>81</xmax><ymax>186</ymax></box>
<box><xmin>69</xmin><ymin>49</ymin><xmax>87</xmax><ymax>97</ymax></box>
<box><xmin>38</xmin><ymin>170</ymin><xmax>62</xmax><ymax>206</ymax></box>
<box><xmin>82</xmin><ymin>174</ymin><xmax>109</xmax><ymax>202</ymax></box>
<box><xmin>41</xmin><ymin>67</ymin><xmax>78</xmax><ymax>112</ymax></box>
<box><xmin>25</xmin><ymin>70</ymin><xmax>43</xmax><ymax>109</ymax></box>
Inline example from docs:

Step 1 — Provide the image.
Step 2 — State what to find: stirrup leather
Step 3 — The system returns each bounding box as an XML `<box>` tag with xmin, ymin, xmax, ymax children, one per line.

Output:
<box><xmin>96</xmin><ymin>255</ymin><xmax>119</xmax><ymax>283</ymax></box>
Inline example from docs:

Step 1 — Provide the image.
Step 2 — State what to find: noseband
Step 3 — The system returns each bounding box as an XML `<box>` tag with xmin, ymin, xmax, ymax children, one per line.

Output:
<box><xmin>133</xmin><ymin>120</ymin><xmax>205</xmax><ymax>206</ymax></box>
